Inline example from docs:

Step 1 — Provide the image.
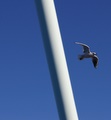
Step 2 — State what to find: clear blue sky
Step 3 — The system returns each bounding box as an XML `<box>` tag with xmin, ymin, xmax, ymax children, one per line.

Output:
<box><xmin>0</xmin><ymin>0</ymin><xmax>111</xmax><ymax>120</ymax></box>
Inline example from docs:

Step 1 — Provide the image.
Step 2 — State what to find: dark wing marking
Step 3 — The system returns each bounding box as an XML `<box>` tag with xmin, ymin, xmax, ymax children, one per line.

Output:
<box><xmin>75</xmin><ymin>42</ymin><xmax>90</xmax><ymax>53</ymax></box>
<box><xmin>92</xmin><ymin>55</ymin><xmax>98</xmax><ymax>68</ymax></box>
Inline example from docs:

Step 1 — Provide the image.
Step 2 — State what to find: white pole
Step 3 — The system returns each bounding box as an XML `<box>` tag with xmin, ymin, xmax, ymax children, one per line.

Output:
<box><xmin>35</xmin><ymin>0</ymin><xmax>79</xmax><ymax>120</ymax></box>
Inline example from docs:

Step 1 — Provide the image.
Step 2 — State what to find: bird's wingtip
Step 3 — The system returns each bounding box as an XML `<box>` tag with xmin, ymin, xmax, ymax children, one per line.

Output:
<box><xmin>75</xmin><ymin>42</ymin><xmax>79</xmax><ymax>44</ymax></box>
<box><xmin>94</xmin><ymin>66</ymin><xmax>97</xmax><ymax>69</ymax></box>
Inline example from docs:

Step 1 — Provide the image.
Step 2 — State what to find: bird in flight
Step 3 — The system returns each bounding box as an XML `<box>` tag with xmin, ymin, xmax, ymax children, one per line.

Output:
<box><xmin>75</xmin><ymin>42</ymin><xmax>98</xmax><ymax>68</ymax></box>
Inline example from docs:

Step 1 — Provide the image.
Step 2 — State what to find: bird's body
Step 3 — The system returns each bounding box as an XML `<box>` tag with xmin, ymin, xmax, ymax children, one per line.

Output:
<box><xmin>75</xmin><ymin>42</ymin><xmax>98</xmax><ymax>68</ymax></box>
<box><xmin>78</xmin><ymin>52</ymin><xmax>95</xmax><ymax>59</ymax></box>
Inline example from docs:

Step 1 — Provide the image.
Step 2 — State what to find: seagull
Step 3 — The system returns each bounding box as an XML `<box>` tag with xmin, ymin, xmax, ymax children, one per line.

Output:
<box><xmin>75</xmin><ymin>42</ymin><xmax>98</xmax><ymax>68</ymax></box>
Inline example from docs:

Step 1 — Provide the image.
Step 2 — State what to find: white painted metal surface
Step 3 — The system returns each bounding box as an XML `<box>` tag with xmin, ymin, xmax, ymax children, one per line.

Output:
<box><xmin>35</xmin><ymin>0</ymin><xmax>79</xmax><ymax>120</ymax></box>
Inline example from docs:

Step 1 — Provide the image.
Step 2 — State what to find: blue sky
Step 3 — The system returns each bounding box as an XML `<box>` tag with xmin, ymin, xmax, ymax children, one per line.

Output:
<box><xmin>0</xmin><ymin>0</ymin><xmax>111</xmax><ymax>120</ymax></box>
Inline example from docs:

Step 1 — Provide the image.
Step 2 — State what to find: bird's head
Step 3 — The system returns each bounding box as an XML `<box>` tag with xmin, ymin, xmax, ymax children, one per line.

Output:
<box><xmin>92</xmin><ymin>52</ymin><xmax>97</xmax><ymax>55</ymax></box>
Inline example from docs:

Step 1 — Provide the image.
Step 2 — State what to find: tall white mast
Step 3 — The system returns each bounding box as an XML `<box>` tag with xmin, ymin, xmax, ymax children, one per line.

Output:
<box><xmin>35</xmin><ymin>0</ymin><xmax>79</xmax><ymax>120</ymax></box>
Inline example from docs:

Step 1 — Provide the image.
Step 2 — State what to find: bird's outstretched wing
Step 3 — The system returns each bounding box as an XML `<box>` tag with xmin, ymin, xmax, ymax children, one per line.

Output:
<box><xmin>75</xmin><ymin>42</ymin><xmax>90</xmax><ymax>53</ymax></box>
<box><xmin>92</xmin><ymin>55</ymin><xmax>98</xmax><ymax>68</ymax></box>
